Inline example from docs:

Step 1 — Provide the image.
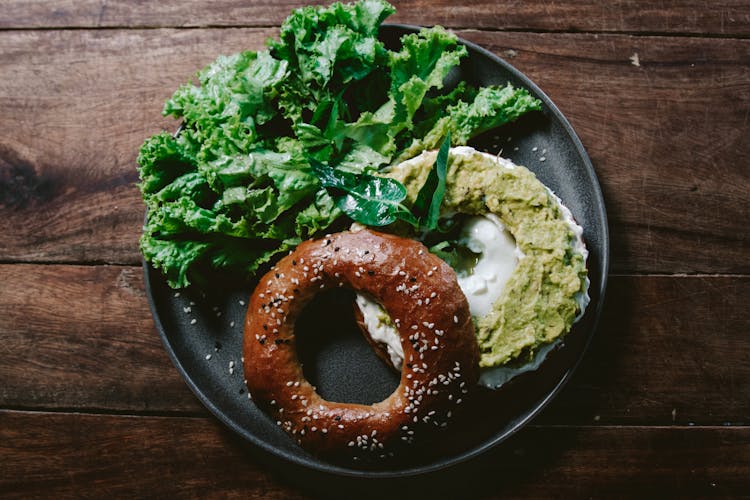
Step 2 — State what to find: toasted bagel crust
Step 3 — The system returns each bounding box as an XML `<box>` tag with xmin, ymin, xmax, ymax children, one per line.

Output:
<box><xmin>243</xmin><ymin>230</ymin><xmax>479</xmax><ymax>459</ymax></box>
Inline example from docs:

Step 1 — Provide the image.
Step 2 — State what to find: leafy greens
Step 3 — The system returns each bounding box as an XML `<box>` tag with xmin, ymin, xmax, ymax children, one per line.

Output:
<box><xmin>138</xmin><ymin>0</ymin><xmax>541</xmax><ymax>288</ymax></box>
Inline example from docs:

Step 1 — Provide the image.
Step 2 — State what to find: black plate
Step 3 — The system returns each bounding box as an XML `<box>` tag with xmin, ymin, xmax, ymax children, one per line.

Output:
<box><xmin>144</xmin><ymin>25</ymin><xmax>609</xmax><ymax>479</ymax></box>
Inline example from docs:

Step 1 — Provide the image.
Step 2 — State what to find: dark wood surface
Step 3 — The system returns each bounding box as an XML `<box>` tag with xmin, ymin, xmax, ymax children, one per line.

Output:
<box><xmin>1</xmin><ymin>1</ymin><xmax>748</xmax><ymax>497</ymax></box>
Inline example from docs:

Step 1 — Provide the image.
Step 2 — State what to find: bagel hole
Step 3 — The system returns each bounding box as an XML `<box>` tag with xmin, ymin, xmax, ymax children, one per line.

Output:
<box><xmin>295</xmin><ymin>289</ymin><xmax>400</xmax><ymax>405</ymax></box>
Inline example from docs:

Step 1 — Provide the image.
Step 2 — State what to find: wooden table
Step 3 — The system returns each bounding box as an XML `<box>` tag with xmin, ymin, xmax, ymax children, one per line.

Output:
<box><xmin>1</xmin><ymin>1</ymin><xmax>748</xmax><ymax>497</ymax></box>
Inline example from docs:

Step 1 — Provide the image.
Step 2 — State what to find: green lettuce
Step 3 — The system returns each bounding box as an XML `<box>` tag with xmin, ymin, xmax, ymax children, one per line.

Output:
<box><xmin>138</xmin><ymin>0</ymin><xmax>541</xmax><ymax>288</ymax></box>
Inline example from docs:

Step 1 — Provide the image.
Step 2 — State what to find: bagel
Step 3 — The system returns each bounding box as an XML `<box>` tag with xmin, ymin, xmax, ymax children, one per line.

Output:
<box><xmin>356</xmin><ymin>147</ymin><xmax>589</xmax><ymax>387</ymax></box>
<box><xmin>243</xmin><ymin>229</ymin><xmax>479</xmax><ymax>460</ymax></box>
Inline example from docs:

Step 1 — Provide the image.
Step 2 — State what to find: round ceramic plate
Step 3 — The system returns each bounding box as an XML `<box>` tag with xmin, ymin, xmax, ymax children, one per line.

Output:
<box><xmin>144</xmin><ymin>25</ymin><xmax>609</xmax><ymax>478</ymax></box>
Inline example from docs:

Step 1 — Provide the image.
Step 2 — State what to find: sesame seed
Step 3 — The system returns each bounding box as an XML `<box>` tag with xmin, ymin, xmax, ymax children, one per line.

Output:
<box><xmin>190</xmin><ymin>318</ymin><xmax>197</xmax><ymax>325</ymax></box>
<box><xmin>205</xmin><ymin>354</ymin><xmax>211</xmax><ymax>360</ymax></box>
<box><xmin>239</xmin><ymin>300</ymin><xmax>246</xmax><ymax>306</ymax></box>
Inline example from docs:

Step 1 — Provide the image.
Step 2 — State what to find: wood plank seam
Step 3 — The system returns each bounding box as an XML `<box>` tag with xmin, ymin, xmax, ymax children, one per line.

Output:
<box><xmin>1</xmin><ymin>25</ymin><xmax>750</xmax><ymax>41</ymax></box>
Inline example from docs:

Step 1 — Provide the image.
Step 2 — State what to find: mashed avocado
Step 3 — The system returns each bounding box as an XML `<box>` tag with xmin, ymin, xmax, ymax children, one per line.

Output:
<box><xmin>387</xmin><ymin>147</ymin><xmax>588</xmax><ymax>368</ymax></box>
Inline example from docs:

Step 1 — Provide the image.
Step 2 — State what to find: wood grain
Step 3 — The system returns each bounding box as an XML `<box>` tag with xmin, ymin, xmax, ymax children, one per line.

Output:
<box><xmin>0</xmin><ymin>29</ymin><xmax>747</xmax><ymax>273</ymax></box>
<box><xmin>0</xmin><ymin>264</ymin><xmax>203</xmax><ymax>413</ymax></box>
<box><xmin>537</xmin><ymin>275</ymin><xmax>750</xmax><ymax>426</ymax></box>
<box><xmin>0</xmin><ymin>410</ymin><xmax>747</xmax><ymax>498</ymax></box>
<box><xmin>0</xmin><ymin>410</ymin><xmax>307</xmax><ymax>499</ymax></box>
<box><xmin>1</xmin><ymin>265</ymin><xmax>747</xmax><ymax>425</ymax></box>
<box><xmin>1</xmin><ymin>0</ymin><xmax>749</xmax><ymax>36</ymax></box>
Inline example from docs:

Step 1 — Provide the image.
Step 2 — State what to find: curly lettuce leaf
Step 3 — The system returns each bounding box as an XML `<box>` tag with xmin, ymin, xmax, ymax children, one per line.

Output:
<box><xmin>448</xmin><ymin>84</ymin><xmax>543</xmax><ymax>143</ymax></box>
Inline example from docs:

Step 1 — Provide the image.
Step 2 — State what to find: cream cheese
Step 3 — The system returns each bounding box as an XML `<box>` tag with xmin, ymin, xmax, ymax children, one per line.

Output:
<box><xmin>455</xmin><ymin>214</ymin><xmax>522</xmax><ymax>318</ymax></box>
<box><xmin>354</xmin><ymin>293</ymin><xmax>404</xmax><ymax>369</ymax></box>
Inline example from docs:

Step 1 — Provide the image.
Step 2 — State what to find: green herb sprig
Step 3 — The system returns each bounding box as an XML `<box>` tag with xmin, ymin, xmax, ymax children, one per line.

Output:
<box><xmin>311</xmin><ymin>132</ymin><xmax>451</xmax><ymax>232</ymax></box>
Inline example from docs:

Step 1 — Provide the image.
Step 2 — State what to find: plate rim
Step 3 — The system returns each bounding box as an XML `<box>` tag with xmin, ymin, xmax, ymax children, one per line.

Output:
<box><xmin>143</xmin><ymin>23</ymin><xmax>610</xmax><ymax>479</ymax></box>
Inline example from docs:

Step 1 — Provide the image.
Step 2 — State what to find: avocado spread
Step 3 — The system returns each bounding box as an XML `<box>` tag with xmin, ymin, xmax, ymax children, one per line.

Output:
<box><xmin>387</xmin><ymin>147</ymin><xmax>588</xmax><ymax>368</ymax></box>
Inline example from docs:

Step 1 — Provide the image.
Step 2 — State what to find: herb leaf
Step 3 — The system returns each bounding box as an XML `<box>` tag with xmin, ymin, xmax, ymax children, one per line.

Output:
<box><xmin>309</xmin><ymin>158</ymin><xmax>416</xmax><ymax>227</ymax></box>
<box><xmin>311</xmin><ymin>132</ymin><xmax>451</xmax><ymax>231</ymax></box>
<box><xmin>412</xmin><ymin>131</ymin><xmax>450</xmax><ymax>231</ymax></box>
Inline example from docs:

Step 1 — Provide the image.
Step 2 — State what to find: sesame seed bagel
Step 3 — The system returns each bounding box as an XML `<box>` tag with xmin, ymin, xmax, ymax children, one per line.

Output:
<box><xmin>243</xmin><ymin>229</ymin><xmax>479</xmax><ymax>460</ymax></box>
